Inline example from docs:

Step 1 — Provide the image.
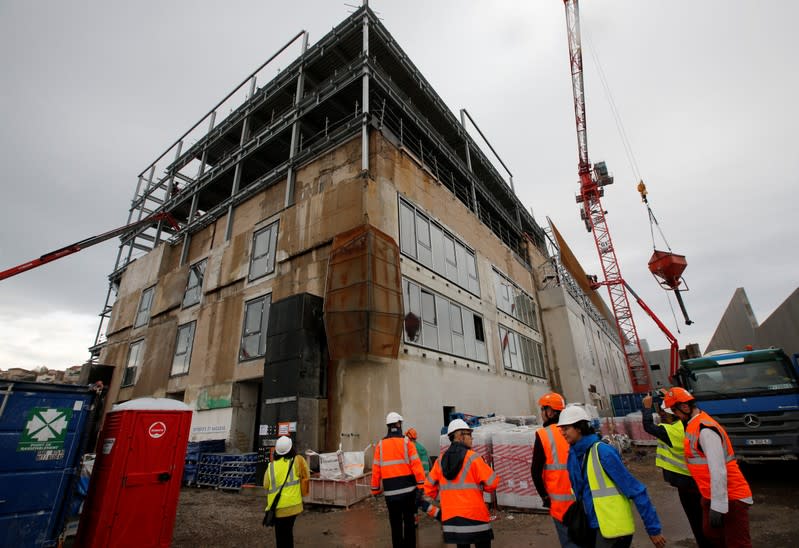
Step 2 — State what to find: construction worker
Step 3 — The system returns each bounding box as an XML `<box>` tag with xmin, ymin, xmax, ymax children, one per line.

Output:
<box><xmin>642</xmin><ymin>393</ymin><xmax>711</xmax><ymax>547</ymax></box>
<box><xmin>425</xmin><ymin>418</ymin><xmax>499</xmax><ymax>547</ymax></box>
<box><xmin>405</xmin><ymin>428</ymin><xmax>430</xmax><ymax>473</ymax></box>
<box><xmin>371</xmin><ymin>412</ymin><xmax>426</xmax><ymax>548</ymax></box>
<box><xmin>558</xmin><ymin>405</ymin><xmax>666</xmax><ymax>548</ymax></box>
<box><xmin>664</xmin><ymin>387</ymin><xmax>753</xmax><ymax>548</ymax></box>
<box><xmin>531</xmin><ymin>392</ymin><xmax>578</xmax><ymax>548</ymax></box>
<box><xmin>263</xmin><ymin>436</ymin><xmax>310</xmax><ymax>548</ymax></box>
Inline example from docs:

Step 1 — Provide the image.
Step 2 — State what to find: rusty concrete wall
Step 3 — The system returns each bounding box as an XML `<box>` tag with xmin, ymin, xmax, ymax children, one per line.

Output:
<box><xmin>101</xmin><ymin>129</ymin><xmax>559</xmax><ymax>450</ymax></box>
<box><xmin>100</xmin><ymin>136</ymin><xmax>368</xmax><ymax>440</ymax></box>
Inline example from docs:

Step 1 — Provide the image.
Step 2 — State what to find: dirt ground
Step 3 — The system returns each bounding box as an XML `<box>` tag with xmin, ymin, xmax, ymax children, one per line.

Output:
<box><xmin>172</xmin><ymin>449</ymin><xmax>799</xmax><ymax>547</ymax></box>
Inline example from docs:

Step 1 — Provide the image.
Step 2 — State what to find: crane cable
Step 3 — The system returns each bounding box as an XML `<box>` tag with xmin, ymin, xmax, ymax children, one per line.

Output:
<box><xmin>583</xmin><ymin>28</ymin><xmax>682</xmax><ymax>333</ymax></box>
<box><xmin>584</xmin><ymin>31</ymin><xmax>673</xmax><ymax>253</ymax></box>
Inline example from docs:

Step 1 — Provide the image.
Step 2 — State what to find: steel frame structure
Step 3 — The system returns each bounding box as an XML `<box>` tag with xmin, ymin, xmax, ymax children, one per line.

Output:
<box><xmin>90</xmin><ymin>4</ymin><xmax>548</xmax><ymax>358</ymax></box>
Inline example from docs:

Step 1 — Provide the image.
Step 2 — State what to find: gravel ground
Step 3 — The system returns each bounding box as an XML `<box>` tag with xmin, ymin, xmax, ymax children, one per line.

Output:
<box><xmin>172</xmin><ymin>449</ymin><xmax>799</xmax><ymax>547</ymax></box>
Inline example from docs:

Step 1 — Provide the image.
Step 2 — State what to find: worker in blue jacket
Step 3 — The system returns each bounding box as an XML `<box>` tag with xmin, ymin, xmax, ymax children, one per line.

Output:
<box><xmin>558</xmin><ymin>405</ymin><xmax>666</xmax><ymax>548</ymax></box>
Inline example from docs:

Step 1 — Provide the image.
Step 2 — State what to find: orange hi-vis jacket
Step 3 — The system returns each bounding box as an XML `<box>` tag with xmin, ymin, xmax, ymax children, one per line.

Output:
<box><xmin>537</xmin><ymin>424</ymin><xmax>576</xmax><ymax>521</ymax></box>
<box><xmin>425</xmin><ymin>448</ymin><xmax>499</xmax><ymax>543</ymax></box>
<box><xmin>371</xmin><ymin>435</ymin><xmax>426</xmax><ymax>500</ymax></box>
<box><xmin>684</xmin><ymin>411</ymin><xmax>752</xmax><ymax>501</ymax></box>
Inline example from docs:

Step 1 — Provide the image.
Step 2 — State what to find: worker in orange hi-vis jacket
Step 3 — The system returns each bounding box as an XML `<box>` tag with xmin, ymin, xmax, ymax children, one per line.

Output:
<box><xmin>531</xmin><ymin>392</ymin><xmax>578</xmax><ymax>547</ymax></box>
<box><xmin>665</xmin><ymin>387</ymin><xmax>753</xmax><ymax>548</ymax></box>
<box><xmin>425</xmin><ymin>419</ymin><xmax>499</xmax><ymax>547</ymax></box>
<box><xmin>371</xmin><ymin>412</ymin><xmax>426</xmax><ymax>548</ymax></box>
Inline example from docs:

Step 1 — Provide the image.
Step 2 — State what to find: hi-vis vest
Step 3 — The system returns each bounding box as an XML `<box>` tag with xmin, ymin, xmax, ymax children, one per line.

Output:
<box><xmin>684</xmin><ymin>411</ymin><xmax>752</xmax><ymax>501</ymax></box>
<box><xmin>586</xmin><ymin>443</ymin><xmax>635</xmax><ymax>538</ymax></box>
<box><xmin>266</xmin><ymin>458</ymin><xmax>302</xmax><ymax>509</ymax></box>
<box><xmin>371</xmin><ymin>436</ymin><xmax>425</xmax><ymax>500</ymax></box>
<box><xmin>655</xmin><ymin>421</ymin><xmax>690</xmax><ymax>476</ymax></box>
<box><xmin>425</xmin><ymin>448</ymin><xmax>499</xmax><ymax>544</ymax></box>
<box><xmin>538</xmin><ymin>424</ymin><xmax>576</xmax><ymax>521</ymax></box>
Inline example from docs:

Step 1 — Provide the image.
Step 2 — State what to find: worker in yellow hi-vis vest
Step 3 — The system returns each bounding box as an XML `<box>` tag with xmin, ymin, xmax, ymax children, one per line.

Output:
<box><xmin>642</xmin><ymin>393</ymin><xmax>711</xmax><ymax>547</ymax></box>
<box><xmin>559</xmin><ymin>405</ymin><xmax>666</xmax><ymax>548</ymax></box>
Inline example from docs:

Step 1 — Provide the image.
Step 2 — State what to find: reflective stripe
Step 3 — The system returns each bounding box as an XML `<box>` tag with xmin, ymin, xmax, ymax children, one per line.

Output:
<box><xmin>656</xmin><ymin>451</ymin><xmax>690</xmax><ymax>471</ymax></box>
<box><xmin>589</xmin><ymin>446</ymin><xmax>620</xmax><ymax>498</ymax></box>
<box><xmin>403</xmin><ymin>437</ymin><xmax>409</xmax><ymax>464</ymax></box>
<box><xmin>550</xmin><ymin>493</ymin><xmax>575</xmax><ymax>501</ymax></box>
<box><xmin>442</xmin><ymin>523</ymin><xmax>492</xmax><ymax>533</ymax></box>
<box><xmin>544</xmin><ymin>463</ymin><xmax>568</xmax><ymax>470</ymax></box>
<box><xmin>686</xmin><ymin>457</ymin><xmax>707</xmax><ymax>464</ymax></box>
<box><xmin>382</xmin><ymin>459</ymin><xmax>409</xmax><ymax>466</ymax></box>
<box><xmin>485</xmin><ymin>472</ymin><xmax>497</xmax><ymax>486</ymax></box>
<box><xmin>267</xmin><ymin>462</ymin><xmax>297</xmax><ymax>495</ymax></box>
<box><xmin>383</xmin><ymin>485</ymin><xmax>417</xmax><ymax>497</ymax></box>
<box><xmin>544</xmin><ymin>426</ymin><xmax>561</xmax><ymax>463</ymax></box>
<box><xmin>440</xmin><ymin>481</ymin><xmax>480</xmax><ymax>491</ymax></box>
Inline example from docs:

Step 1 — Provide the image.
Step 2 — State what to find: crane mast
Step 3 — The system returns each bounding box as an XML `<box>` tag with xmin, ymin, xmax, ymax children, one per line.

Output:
<box><xmin>562</xmin><ymin>0</ymin><xmax>652</xmax><ymax>392</ymax></box>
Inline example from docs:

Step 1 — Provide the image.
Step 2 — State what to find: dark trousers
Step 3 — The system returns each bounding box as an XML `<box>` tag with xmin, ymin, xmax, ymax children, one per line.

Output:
<box><xmin>456</xmin><ymin>542</ymin><xmax>491</xmax><ymax>548</ymax></box>
<box><xmin>701</xmin><ymin>497</ymin><xmax>752</xmax><ymax>548</ymax></box>
<box><xmin>386</xmin><ymin>494</ymin><xmax>417</xmax><ymax>548</ymax></box>
<box><xmin>274</xmin><ymin>514</ymin><xmax>297</xmax><ymax>548</ymax></box>
<box><xmin>678</xmin><ymin>486</ymin><xmax>712</xmax><ymax>548</ymax></box>
<box><xmin>593</xmin><ymin>532</ymin><xmax>632</xmax><ymax>548</ymax></box>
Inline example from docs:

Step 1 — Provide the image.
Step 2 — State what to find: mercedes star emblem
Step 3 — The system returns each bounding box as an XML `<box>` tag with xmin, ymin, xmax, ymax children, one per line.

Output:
<box><xmin>743</xmin><ymin>414</ymin><xmax>761</xmax><ymax>428</ymax></box>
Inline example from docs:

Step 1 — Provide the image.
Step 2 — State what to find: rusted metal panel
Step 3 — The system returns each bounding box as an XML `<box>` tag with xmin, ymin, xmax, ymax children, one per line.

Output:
<box><xmin>324</xmin><ymin>224</ymin><xmax>403</xmax><ymax>359</ymax></box>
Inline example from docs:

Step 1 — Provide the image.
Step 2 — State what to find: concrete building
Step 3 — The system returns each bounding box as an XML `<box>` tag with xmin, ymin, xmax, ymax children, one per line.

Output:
<box><xmin>91</xmin><ymin>5</ymin><xmax>630</xmax><ymax>456</ymax></box>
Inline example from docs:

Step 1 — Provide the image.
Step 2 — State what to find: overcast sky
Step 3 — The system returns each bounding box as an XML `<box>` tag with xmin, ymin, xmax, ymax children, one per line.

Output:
<box><xmin>1</xmin><ymin>1</ymin><xmax>796</xmax><ymax>371</ymax></box>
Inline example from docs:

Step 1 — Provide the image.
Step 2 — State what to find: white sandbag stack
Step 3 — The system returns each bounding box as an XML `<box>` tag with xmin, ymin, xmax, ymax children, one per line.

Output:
<box><xmin>491</xmin><ymin>427</ymin><xmax>545</xmax><ymax>510</ymax></box>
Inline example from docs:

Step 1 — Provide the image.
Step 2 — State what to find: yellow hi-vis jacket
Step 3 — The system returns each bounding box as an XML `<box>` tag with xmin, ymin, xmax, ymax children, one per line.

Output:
<box><xmin>586</xmin><ymin>443</ymin><xmax>634</xmax><ymax>538</ymax></box>
<box><xmin>655</xmin><ymin>421</ymin><xmax>690</xmax><ymax>476</ymax></box>
<box><xmin>264</xmin><ymin>456</ymin><xmax>305</xmax><ymax>517</ymax></box>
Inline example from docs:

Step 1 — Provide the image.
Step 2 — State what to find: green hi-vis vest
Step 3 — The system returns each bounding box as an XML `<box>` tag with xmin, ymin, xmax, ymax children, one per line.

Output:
<box><xmin>266</xmin><ymin>458</ymin><xmax>302</xmax><ymax>509</ymax></box>
<box><xmin>586</xmin><ymin>443</ymin><xmax>634</xmax><ymax>538</ymax></box>
<box><xmin>655</xmin><ymin>421</ymin><xmax>690</xmax><ymax>476</ymax></box>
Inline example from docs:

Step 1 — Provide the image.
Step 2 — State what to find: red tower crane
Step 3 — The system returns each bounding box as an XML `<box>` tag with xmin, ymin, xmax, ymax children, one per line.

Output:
<box><xmin>561</xmin><ymin>0</ymin><xmax>652</xmax><ymax>392</ymax></box>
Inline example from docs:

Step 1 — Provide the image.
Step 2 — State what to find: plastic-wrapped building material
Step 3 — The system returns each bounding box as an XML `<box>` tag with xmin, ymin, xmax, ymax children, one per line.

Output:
<box><xmin>491</xmin><ymin>427</ymin><xmax>545</xmax><ymax>510</ymax></box>
<box><xmin>625</xmin><ymin>412</ymin><xmax>658</xmax><ymax>445</ymax></box>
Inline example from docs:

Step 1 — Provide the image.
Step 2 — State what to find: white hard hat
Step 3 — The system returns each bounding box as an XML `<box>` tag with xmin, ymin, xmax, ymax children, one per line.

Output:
<box><xmin>557</xmin><ymin>405</ymin><xmax>591</xmax><ymax>427</ymax></box>
<box><xmin>446</xmin><ymin>418</ymin><xmax>472</xmax><ymax>435</ymax></box>
<box><xmin>275</xmin><ymin>436</ymin><xmax>292</xmax><ymax>455</ymax></box>
<box><xmin>386</xmin><ymin>411</ymin><xmax>403</xmax><ymax>425</ymax></box>
<box><xmin>660</xmin><ymin>401</ymin><xmax>674</xmax><ymax>415</ymax></box>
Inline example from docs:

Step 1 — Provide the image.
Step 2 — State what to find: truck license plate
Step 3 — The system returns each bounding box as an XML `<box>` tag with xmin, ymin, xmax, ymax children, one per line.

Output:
<box><xmin>746</xmin><ymin>438</ymin><xmax>772</xmax><ymax>445</ymax></box>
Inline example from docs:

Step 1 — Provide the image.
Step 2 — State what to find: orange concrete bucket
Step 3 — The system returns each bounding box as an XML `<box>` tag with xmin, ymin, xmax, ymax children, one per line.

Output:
<box><xmin>648</xmin><ymin>250</ymin><xmax>687</xmax><ymax>290</ymax></box>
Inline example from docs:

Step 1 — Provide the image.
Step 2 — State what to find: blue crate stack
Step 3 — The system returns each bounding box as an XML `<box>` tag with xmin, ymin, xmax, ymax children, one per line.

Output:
<box><xmin>184</xmin><ymin>439</ymin><xmax>226</xmax><ymax>486</ymax></box>
<box><xmin>218</xmin><ymin>453</ymin><xmax>258</xmax><ymax>491</ymax></box>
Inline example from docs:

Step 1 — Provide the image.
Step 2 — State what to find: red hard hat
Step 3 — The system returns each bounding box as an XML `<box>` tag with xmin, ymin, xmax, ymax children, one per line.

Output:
<box><xmin>664</xmin><ymin>386</ymin><xmax>694</xmax><ymax>408</ymax></box>
<box><xmin>405</xmin><ymin>427</ymin><xmax>417</xmax><ymax>440</ymax></box>
<box><xmin>538</xmin><ymin>392</ymin><xmax>566</xmax><ymax>411</ymax></box>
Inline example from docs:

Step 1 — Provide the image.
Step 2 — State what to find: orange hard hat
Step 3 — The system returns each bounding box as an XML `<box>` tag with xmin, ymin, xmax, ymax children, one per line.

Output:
<box><xmin>405</xmin><ymin>427</ymin><xmax>417</xmax><ymax>440</ymax></box>
<box><xmin>538</xmin><ymin>392</ymin><xmax>566</xmax><ymax>411</ymax></box>
<box><xmin>664</xmin><ymin>386</ymin><xmax>694</xmax><ymax>408</ymax></box>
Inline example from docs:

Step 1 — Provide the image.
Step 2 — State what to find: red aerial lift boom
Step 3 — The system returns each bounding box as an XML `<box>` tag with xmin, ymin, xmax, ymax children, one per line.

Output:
<box><xmin>0</xmin><ymin>212</ymin><xmax>179</xmax><ymax>281</ymax></box>
<box><xmin>561</xmin><ymin>0</ymin><xmax>652</xmax><ymax>392</ymax></box>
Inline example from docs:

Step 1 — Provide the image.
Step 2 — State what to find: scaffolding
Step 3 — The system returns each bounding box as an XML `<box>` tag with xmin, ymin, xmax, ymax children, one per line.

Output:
<box><xmin>91</xmin><ymin>5</ymin><xmax>548</xmax><ymax>358</ymax></box>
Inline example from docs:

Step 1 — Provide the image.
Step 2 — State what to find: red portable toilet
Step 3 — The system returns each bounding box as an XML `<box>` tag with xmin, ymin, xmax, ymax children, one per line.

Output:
<box><xmin>75</xmin><ymin>398</ymin><xmax>192</xmax><ymax>548</ymax></box>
